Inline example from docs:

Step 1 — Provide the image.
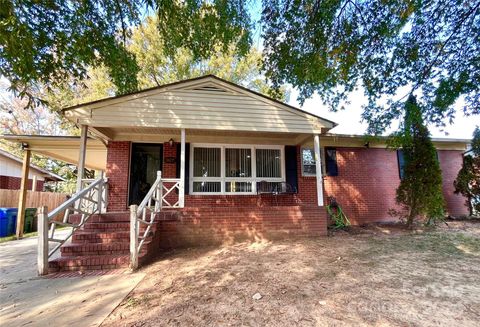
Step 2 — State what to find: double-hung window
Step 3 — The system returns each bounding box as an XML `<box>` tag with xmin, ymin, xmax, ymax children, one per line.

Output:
<box><xmin>301</xmin><ymin>147</ymin><xmax>338</xmax><ymax>176</ymax></box>
<box><xmin>225</xmin><ymin>147</ymin><xmax>253</xmax><ymax>193</ymax></box>
<box><xmin>255</xmin><ymin>148</ymin><xmax>283</xmax><ymax>191</ymax></box>
<box><xmin>192</xmin><ymin>146</ymin><xmax>222</xmax><ymax>193</ymax></box>
<box><xmin>190</xmin><ymin>144</ymin><xmax>284</xmax><ymax>194</ymax></box>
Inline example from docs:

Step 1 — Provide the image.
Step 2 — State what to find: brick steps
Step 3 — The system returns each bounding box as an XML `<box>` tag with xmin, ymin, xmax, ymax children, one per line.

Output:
<box><xmin>60</xmin><ymin>242</ymin><xmax>134</xmax><ymax>256</ymax></box>
<box><xmin>48</xmin><ymin>213</ymin><xmax>161</xmax><ymax>273</ymax></box>
<box><xmin>49</xmin><ymin>254</ymin><xmax>131</xmax><ymax>272</ymax></box>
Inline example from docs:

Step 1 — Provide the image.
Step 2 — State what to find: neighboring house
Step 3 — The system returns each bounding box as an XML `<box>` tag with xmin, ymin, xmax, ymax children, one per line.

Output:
<box><xmin>1</xmin><ymin>75</ymin><xmax>470</xmax><ymax>272</ymax></box>
<box><xmin>0</xmin><ymin>149</ymin><xmax>63</xmax><ymax>191</ymax></box>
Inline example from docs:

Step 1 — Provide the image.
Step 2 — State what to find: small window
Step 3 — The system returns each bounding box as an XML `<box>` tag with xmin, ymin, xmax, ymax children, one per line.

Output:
<box><xmin>302</xmin><ymin>147</ymin><xmax>338</xmax><ymax>176</ymax></box>
<box><xmin>325</xmin><ymin>147</ymin><xmax>338</xmax><ymax>176</ymax></box>
<box><xmin>193</xmin><ymin>181</ymin><xmax>221</xmax><ymax>192</ymax></box>
<box><xmin>301</xmin><ymin>148</ymin><xmax>316</xmax><ymax>176</ymax></box>
<box><xmin>225</xmin><ymin>181</ymin><xmax>253</xmax><ymax>193</ymax></box>
<box><xmin>397</xmin><ymin>150</ymin><xmax>405</xmax><ymax>180</ymax></box>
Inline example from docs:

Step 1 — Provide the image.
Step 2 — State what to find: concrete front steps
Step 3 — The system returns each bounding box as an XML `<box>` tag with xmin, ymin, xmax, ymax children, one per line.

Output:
<box><xmin>48</xmin><ymin>212</ymin><xmax>160</xmax><ymax>273</ymax></box>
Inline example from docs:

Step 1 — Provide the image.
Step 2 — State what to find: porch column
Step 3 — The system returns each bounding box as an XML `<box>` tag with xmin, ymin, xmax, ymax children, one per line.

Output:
<box><xmin>313</xmin><ymin>134</ymin><xmax>324</xmax><ymax>206</ymax></box>
<box><xmin>16</xmin><ymin>147</ymin><xmax>31</xmax><ymax>239</ymax></box>
<box><xmin>31</xmin><ymin>175</ymin><xmax>37</xmax><ymax>191</ymax></box>
<box><xmin>76</xmin><ymin>125</ymin><xmax>88</xmax><ymax>192</ymax></box>
<box><xmin>179</xmin><ymin>128</ymin><xmax>186</xmax><ymax>208</ymax></box>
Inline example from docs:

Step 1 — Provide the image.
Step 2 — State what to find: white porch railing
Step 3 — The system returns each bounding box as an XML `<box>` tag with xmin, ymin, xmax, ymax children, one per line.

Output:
<box><xmin>37</xmin><ymin>174</ymin><xmax>108</xmax><ymax>275</ymax></box>
<box><xmin>130</xmin><ymin>171</ymin><xmax>182</xmax><ymax>270</ymax></box>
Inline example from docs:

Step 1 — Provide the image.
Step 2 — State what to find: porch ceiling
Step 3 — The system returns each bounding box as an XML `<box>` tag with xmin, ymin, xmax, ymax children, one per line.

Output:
<box><xmin>1</xmin><ymin>135</ymin><xmax>107</xmax><ymax>170</ymax></box>
<box><xmin>94</xmin><ymin>126</ymin><xmax>314</xmax><ymax>145</ymax></box>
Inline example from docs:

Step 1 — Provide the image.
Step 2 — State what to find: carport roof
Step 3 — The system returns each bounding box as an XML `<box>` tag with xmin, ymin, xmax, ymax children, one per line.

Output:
<box><xmin>1</xmin><ymin>135</ymin><xmax>107</xmax><ymax>170</ymax></box>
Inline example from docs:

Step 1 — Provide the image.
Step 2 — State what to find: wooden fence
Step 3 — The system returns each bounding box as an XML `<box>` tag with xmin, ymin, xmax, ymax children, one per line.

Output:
<box><xmin>0</xmin><ymin>189</ymin><xmax>68</xmax><ymax>220</ymax></box>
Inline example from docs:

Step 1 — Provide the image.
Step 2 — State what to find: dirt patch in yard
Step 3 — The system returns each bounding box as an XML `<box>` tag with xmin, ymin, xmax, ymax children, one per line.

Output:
<box><xmin>102</xmin><ymin>220</ymin><xmax>480</xmax><ymax>327</ymax></box>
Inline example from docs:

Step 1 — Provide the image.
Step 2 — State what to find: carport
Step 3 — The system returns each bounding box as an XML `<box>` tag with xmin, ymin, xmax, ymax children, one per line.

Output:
<box><xmin>0</xmin><ymin>135</ymin><xmax>107</xmax><ymax>238</ymax></box>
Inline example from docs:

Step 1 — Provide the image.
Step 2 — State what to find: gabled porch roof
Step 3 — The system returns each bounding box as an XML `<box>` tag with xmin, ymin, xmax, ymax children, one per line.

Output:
<box><xmin>62</xmin><ymin>75</ymin><xmax>337</xmax><ymax>141</ymax></box>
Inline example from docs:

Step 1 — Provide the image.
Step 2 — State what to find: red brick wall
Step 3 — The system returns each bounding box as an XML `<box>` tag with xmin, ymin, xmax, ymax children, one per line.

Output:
<box><xmin>296</xmin><ymin>145</ymin><xmax>318</xmax><ymax>205</ymax></box>
<box><xmin>185</xmin><ymin>194</ymin><xmax>299</xmax><ymax>207</ymax></box>
<box><xmin>157</xmin><ymin>206</ymin><xmax>327</xmax><ymax>248</ymax></box>
<box><xmin>321</xmin><ymin>148</ymin><xmax>400</xmax><ymax>225</ymax></box>
<box><xmin>438</xmin><ymin>150</ymin><xmax>469</xmax><ymax>217</ymax></box>
<box><xmin>318</xmin><ymin>148</ymin><xmax>469</xmax><ymax>224</ymax></box>
<box><xmin>105</xmin><ymin>141</ymin><xmax>469</xmax><ymax>223</ymax></box>
<box><xmin>106</xmin><ymin>141</ymin><xmax>131</xmax><ymax>211</ymax></box>
<box><xmin>0</xmin><ymin>176</ymin><xmax>44</xmax><ymax>191</ymax></box>
<box><xmin>162</xmin><ymin>142</ymin><xmax>177</xmax><ymax>178</ymax></box>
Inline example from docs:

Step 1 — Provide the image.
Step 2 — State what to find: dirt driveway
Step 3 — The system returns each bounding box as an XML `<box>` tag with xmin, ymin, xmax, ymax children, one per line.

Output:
<box><xmin>102</xmin><ymin>220</ymin><xmax>480</xmax><ymax>327</ymax></box>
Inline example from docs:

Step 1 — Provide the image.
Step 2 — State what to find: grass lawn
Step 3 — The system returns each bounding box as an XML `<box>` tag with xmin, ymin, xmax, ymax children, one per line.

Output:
<box><xmin>102</xmin><ymin>220</ymin><xmax>480</xmax><ymax>327</ymax></box>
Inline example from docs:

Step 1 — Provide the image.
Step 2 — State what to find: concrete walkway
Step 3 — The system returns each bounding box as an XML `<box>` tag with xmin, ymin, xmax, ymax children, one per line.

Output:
<box><xmin>0</xmin><ymin>231</ymin><xmax>145</xmax><ymax>326</ymax></box>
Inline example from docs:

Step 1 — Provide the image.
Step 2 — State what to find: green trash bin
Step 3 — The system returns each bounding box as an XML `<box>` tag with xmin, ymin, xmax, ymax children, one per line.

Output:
<box><xmin>24</xmin><ymin>208</ymin><xmax>37</xmax><ymax>233</ymax></box>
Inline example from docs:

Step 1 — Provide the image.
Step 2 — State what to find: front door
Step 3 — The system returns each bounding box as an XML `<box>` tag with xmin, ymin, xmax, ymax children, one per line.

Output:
<box><xmin>129</xmin><ymin>143</ymin><xmax>163</xmax><ymax>205</ymax></box>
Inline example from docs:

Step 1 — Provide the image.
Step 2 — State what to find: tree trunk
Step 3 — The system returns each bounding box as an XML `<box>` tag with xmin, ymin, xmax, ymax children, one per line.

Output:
<box><xmin>406</xmin><ymin>205</ymin><xmax>416</xmax><ymax>228</ymax></box>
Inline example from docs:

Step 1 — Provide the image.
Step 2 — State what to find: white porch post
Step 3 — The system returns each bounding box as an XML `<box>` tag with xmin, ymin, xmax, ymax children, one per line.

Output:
<box><xmin>179</xmin><ymin>128</ymin><xmax>186</xmax><ymax>208</ymax></box>
<box><xmin>16</xmin><ymin>148</ymin><xmax>31</xmax><ymax>238</ymax></box>
<box><xmin>32</xmin><ymin>175</ymin><xmax>37</xmax><ymax>191</ymax></box>
<box><xmin>76</xmin><ymin>125</ymin><xmax>88</xmax><ymax>192</ymax></box>
<box><xmin>130</xmin><ymin>205</ymin><xmax>139</xmax><ymax>270</ymax></box>
<box><xmin>37</xmin><ymin>206</ymin><xmax>49</xmax><ymax>276</ymax></box>
<box><xmin>314</xmin><ymin>134</ymin><xmax>324</xmax><ymax>206</ymax></box>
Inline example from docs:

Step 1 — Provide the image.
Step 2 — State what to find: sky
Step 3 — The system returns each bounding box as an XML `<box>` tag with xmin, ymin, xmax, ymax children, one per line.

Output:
<box><xmin>287</xmin><ymin>88</ymin><xmax>478</xmax><ymax>140</ymax></box>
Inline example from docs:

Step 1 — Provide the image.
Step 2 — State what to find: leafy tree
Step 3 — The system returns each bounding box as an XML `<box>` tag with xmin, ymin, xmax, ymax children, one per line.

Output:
<box><xmin>260</xmin><ymin>0</ymin><xmax>480</xmax><ymax>134</ymax></box>
<box><xmin>0</xmin><ymin>0</ymin><xmax>148</xmax><ymax>106</ymax></box>
<box><xmin>394</xmin><ymin>96</ymin><xmax>445</xmax><ymax>227</ymax></box>
<box><xmin>0</xmin><ymin>0</ymin><xmax>251</xmax><ymax>107</ymax></box>
<box><xmin>43</xmin><ymin>16</ymin><xmax>282</xmax><ymax>109</ymax></box>
<box><xmin>3</xmin><ymin>1</ymin><xmax>478</xmax><ymax>134</ymax></box>
<box><xmin>128</xmin><ymin>16</ymin><xmax>280</xmax><ymax>97</ymax></box>
<box><xmin>454</xmin><ymin>127</ymin><xmax>480</xmax><ymax>215</ymax></box>
<box><xmin>0</xmin><ymin>80</ymin><xmax>77</xmax><ymax>191</ymax></box>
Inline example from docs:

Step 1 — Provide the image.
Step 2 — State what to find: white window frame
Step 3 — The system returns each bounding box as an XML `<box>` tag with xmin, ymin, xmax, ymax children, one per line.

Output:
<box><xmin>190</xmin><ymin>143</ymin><xmax>285</xmax><ymax>195</ymax></box>
<box><xmin>301</xmin><ymin>147</ymin><xmax>326</xmax><ymax>176</ymax></box>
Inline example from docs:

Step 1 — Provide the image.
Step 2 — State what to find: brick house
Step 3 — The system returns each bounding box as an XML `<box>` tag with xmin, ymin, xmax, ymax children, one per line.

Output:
<box><xmin>2</xmin><ymin>75</ymin><xmax>470</xmax><ymax>272</ymax></box>
<box><xmin>0</xmin><ymin>149</ymin><xmax>63</xmax><ymax>191</ymax></box>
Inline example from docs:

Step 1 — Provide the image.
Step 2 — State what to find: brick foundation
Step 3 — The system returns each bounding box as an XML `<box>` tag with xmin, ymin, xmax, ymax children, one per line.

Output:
<box><xmin>0</xmin><ymin>175</ymin><xmax>44</xmax><ymax>191</ymax></box>
<box><xmin>158</xmin><ymin>206</ymin><xmax>328</xmax><ymax>249</ymax></box>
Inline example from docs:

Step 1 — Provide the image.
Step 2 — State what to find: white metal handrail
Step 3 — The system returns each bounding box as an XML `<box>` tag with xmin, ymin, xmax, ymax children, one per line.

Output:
<box><xmin>37</xmin><ymin>174</ymin><xmax>108</xmax><ymax>275</ymax></box>
<box><xmin>130</xmin><ymin>172</ymin><xmax>183</xmax><ymax>270</ymax></box>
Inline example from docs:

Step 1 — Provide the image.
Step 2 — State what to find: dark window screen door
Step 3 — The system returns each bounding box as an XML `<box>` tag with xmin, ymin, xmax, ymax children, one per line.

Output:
<box><xmin>129</xmin><ymin>143</ymin><xmax>163</xmax><ymax>205</ymax></box>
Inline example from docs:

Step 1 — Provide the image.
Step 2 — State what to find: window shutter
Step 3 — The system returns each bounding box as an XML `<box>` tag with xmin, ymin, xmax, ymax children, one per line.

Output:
<box><xmin>176</xmin><ymin>143</ymin><xmax>190</xmax><ymax>194</ymax></box>
<box><xmin>284</xmin><ymin>145</ymin><xmax>298</xmax><ymax>192</ymax></box>
<box><xmin>325</xmin><ymin>147</ymin><xmax>338</xmax><ymax>176</ymax></box>
<box><xmin>397</xmin><ymin>150</ymin><xmax>405</xmax><ymax>180</ymax></box>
